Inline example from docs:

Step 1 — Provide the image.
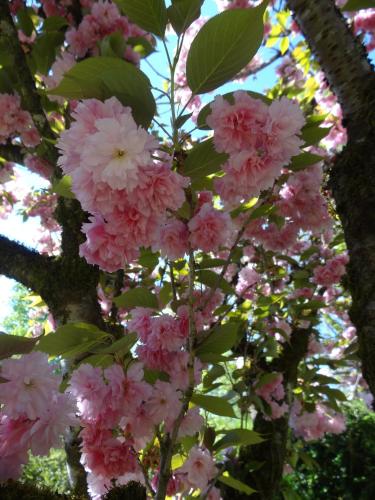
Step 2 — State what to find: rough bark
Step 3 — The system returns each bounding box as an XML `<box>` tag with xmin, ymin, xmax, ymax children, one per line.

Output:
<box><xmin>286</xmin><ymin>0</ymin><xmax>375</xmax><ymax>401</ymax></box>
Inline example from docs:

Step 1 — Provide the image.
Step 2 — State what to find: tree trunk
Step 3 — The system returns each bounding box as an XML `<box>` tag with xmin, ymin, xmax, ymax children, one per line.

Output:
<box><xmin>286</xmin><ymin>0</ymin><xmax>375</xmax><ymax>402</ymax></box>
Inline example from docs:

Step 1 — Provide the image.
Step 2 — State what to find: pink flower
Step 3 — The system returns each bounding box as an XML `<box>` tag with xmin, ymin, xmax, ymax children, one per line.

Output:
<box><xmin>146</xmin><ymin>381</ymin><xmax>182</xmax><ymax>424</ymax></box>
<box><xmin>0</xmin><ymin>352</ymin><xmax>60</xmax><ymax>420</ymax></box>
<box><xmin>29</xmin><ymin>393</ymin><xmax>78</xmax><ymax>455</ymax></box>
<box><xmin>178</xmin><ymin>407</ymin><xmax>204</xmax><ymax>437</ymax></box>
<box><xmin>80</xmin><ymin>112</ymin><xmax>157</xmax><ymax>191</ymax></box>
<box><xmin>313</xmin><ymin>254</ymin><xmax>349</xmax><ymax>286</ymax></box>
<box><xmin>79</xmin><ymin>215</ymin><xmax>139</xmax><ymax>272</ymax></box>
<box><xmin>179</xmin><ymin>446</ymin><xmax>217</xmax><ymax>490</ymax></box>
<box><xmin>255</xmin><ymin>373</ymin><xmax>288</xmax><ymax>420</ymax></box>
<box><xmin>236</xmin><ymin>265</ymin><xmax>260</xmax><ymax>297</ymax></box>
<box><xmin>207</xmin><ymin>91</ymin><xmax>268</xmax><ymax>154</ymax></box>
<box><xmin>290</xmin><ymin>401</ymin><xmax>346</xmax><ymax>441</ymax></box>
<box><xmin>189</xmin><ymin>203</ymin><xmax>233</xmax><ymax>253</ymax></box>
<box><xmin>68</xmin><ymin>363</ymin><xmax>109</xmax><ymax>423</ymax></box>
<box><xmin>156</xmin><ymin>219</ymin><xmax>189</xmax><ymax>261</ymax></box>
<box><xmin>81</xmin><ymin>425</ymin><xmax>138</xmax><ymax>479</ymax></box>
<box><xmin>128</xmin><ymin>163</ymin><xmax>188</xmax><ymax>216</ymax></box>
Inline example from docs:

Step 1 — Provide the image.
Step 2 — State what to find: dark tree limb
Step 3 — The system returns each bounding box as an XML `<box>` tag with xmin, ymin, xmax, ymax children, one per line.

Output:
<box><xmin>286</xmin><ymin>0</ymin><xmax>375</xmax><ymax>404</ymax></box>
<box><xmin>287</xmin><ymin>0</ymin><xmax>375</xmax><ymax>138</ymax></box>
<box><xmin>0</xmin><ymin>234</ymin><xmax>55</xmax><ymax>295</ymax></box>
<box><xmin>0</xmin><ymin>143</ymin><xmax>25</xmax><ymax>165</ymax></box>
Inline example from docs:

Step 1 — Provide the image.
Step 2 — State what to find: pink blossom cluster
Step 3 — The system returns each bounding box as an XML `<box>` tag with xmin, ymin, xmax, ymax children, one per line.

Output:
<box><xmin>129</xmin><ymin>307</ymin><xmax>204</xmax><ymax>389</ymax></box>
<box><xmin>255</xmin><ymin>373</ymin><xmax>289</xmax><ymax>419</ymax></box>
<box><xmin>235</xmin><ymin>264</ymin><xmax>260</xmax><ymax>298</ymax></box>
<box><xmin>66</xmin><ymin>0</ymin><xmax>148</xmax><ymax>61</ymax></box>
<box><xmin>68</xmin><ymin>360</ymin><xmax>204</xmax><ymax>497</ymax></box>
<box><xmin>21</xmin><ymin>190</ymin><xmax>61</xmax><ymax>255</ymax></box>
<box><xmin>57</xmin><ymin>97</ymin><xmax>189</xmax><ymax>271</ymax></box>
<box><xmin>277</xmin><ymin>164</ymin><xmax>332</xmax><ymax>233</ymax></box>
<box><xmin>0</xmin><ymin>93</ymin><xmax>40</xmax><ymax>147</ymax></box>
<box><xmin>0</xmin><ymin>352</ymin><xmax>77</xmax><ymax>482</ymax></box>
<box><xmin>290</xmin><ymin>401</ymin><xmax>346</xmax><ymax>441</ymax></box>
<box><xmin>210</xmin><ymin>92</ymin><xmax>305</xmax><ymax>206</ymax></box>
<box><xmin>240</xmin><ymin>215</ymin><xmax>299</xmax><ymax>253</ymax></box>
<box><xmin>354</xmin><ymin>9</ymin><xmax>375</xmax><ymax>52</ymax></box>
<box><xmin>313</xmin><ymin>254</ymin><xmax>349</xmax><ymax>287</ymax></box>
<box><xmin>150</xmin><ymin>446</ymin><xmax>218</xmax><ymax>497</ymax></box>
<box><xmin>276</xmin><ymin>56</ymin><xmax>305</xmax><ymax>88</ymax></box>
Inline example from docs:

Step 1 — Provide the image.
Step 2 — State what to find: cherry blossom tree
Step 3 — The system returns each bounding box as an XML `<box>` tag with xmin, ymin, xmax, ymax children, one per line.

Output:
<box><xmin>0</xmin><ymin>0</ymin><xmax>374</xmax><ymax>499</ymax></box>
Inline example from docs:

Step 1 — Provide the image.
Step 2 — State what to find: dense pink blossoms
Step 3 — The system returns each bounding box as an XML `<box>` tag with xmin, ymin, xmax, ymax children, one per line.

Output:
<box><xmin>66</xmin><ymin>0</ymin><xmax>149</xmax><ymax>60</ymax></box>
<box><xmin>313</xmin><ymin>254</ymin><xmax>349</xmax><ymax>286</ymax></box>
<box><xmin>57</xmin><ymin>97</ymin><xmax>189</xmax><ymax>271</ymax></box>
<box><xmin>0</xmin><ymin>93</ymin><xmax>40</xmax><ymax>147</ymax></box>
<box><xmin>209</xmin><ymin>92</ymin><xmax>305</xmax><ymax>205</ymax></box>
<box><xmin>255</xmin><ymin>373</ymin><xmax>289</xmax><ymax>420</ymax></box>
<box><xmin>290</xmin><ymin>401</ymin><xmax>346</xmax><ymax>441</ymax></box>
<box><xmin>0</xmin><ymin>352</ymin><xmax>77</xmax><ymax>481</ymax></box>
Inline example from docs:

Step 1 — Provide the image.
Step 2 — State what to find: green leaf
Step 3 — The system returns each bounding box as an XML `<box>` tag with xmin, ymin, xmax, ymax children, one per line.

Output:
<box><xmin>289</xmin><ymin>152</ymin><xmax>324</xmax><ymax>171</ymax></box>
<box><xmin>17</xmin><ymin>8</ymin><xmax>34</xmax><ymax>37</ymax></box>
<box><xmin>197</xmin><ymin>352</ymin><xmax>232</xmax><ymax>363</ymax></box>
<box><xmin>114</xmin><ymin>287</ymin><xmax>158</xmax><ymax>309</ymax></box>
<box><xmin>280</xmin><ymin>36</ymin><xmax>289</xmax><ymax>55</ymax></box>
<box><xmin>214</xmin><ymin>428</ymin><xmax>264</xmax><ymax>451</ymax></box>
<box><xmin>43</xmin><ymin>16</ymin><xmax>69</xmax><ymax>32</ymax></box>
<box><xmin>36</xmin><ymin>323</ymin><xmax>108</xmax><ymax>357</ymax></box>
<box><xmin>343</xmin><ymin>0</ymin><xmax>375</xmax><ymax>10</ymax></box>
<box><xmin>100</xmin><ymin>32</ymin><xmax>126</xmax><ymax>58</ymax></box>
<box><xmin>175</xmin><ymin>112</ymin><xmax>193</xmax><ymax>129</ymax></box>
<box><xmin>197</xmin><ymin>322</ymin><xmax>240</xmax><ymax>356</ymax></box>
<box><xmin>197</xmin><ymin>90</ymin><xmax>271</xmax><ymax>130</ymax></box>
<box><xmin>168</xmin><ymin>0</ymin><xmax>203</xmax><ymax>35</ymax></box>
<box><xmin>32</xmin><ymin>32</ymin><xmax>65</xmax><ymax>74</ymax></box>
<box><xmin>115</xmin><ymin>0</ymin><xmax>168</xmax><ymax>37</ymax></box>
<box><xmin>218</xmin><ymin>472</ymin><xmax>256</xmax><ymax>495</ymax></box>
<box><xmin>301</xmin><ymin>124</ymin><xmax>332</xmax><ymax>147</ymax></box>
<box><xmin>139</xmin><ymin>247</ymin><xmax>159</xmax><ymax>269</ymax></box>
<box><xmin>95</xmin><ymin>333</ymin><xmax>138</xmax><ymax>354</ymax></box>
<box><xmin>83</xmin><ymin>353</ymin><xmax>114</xmax><ymax>368</ymax></box>
<box><xmin>203</xmin><ymin>364</ymin><xmax>225</xmax><ymax>387</ymax></box>
<box><xmin>143</xmin><ymin>368</ymin><xmax>170</xmax><ymax>384</ymax></box>
<box><xmin>127</xmin><ymin>36</ymin><xmax>155</xmax><ymax>57</ymax></box>
<box><xmin>186</xmin><ymin>3</ymin><xmax>267</xmax><ymax>94</ymax></box>
<box><xmin>191</xmin><ymin>393</ymin><xmax>236</xmax><ymax>417</ymax></box>
<box><xmin>48</xmin><ymin>57</ymin><xmax>155</xmax><ymax>127</ymax></box>
<box><xmin>196</xmin><ymin>269</ymin><xmax>234</xmax><ymax>294</ymax></box>
<box><xmin>52</xmin><ymin>175</ymin><xmax>74</xmax><ymax>199</ymax></box>
<box><xmin>183</xmin><ymin>138</ymin><xmax>228</xmax><ymax>181</ymax></box>
<box><xmin>319</xmin><ymin>386</ymin><xmax>347</xmax><ymax>402</ymax></box>
<box><xmin>0</xmin><ymin>333</ymin><xmax>37</xmax><ymax>360</ymax></box>
<box><xmin>159</xmin><ymin>282</ymin><xmax>173</xmax><ymax>306</ymax></box>
<box><xmin>197</xmin><ymin>258</ymin><xmax>227</xmax><ymax>269</ymax></box>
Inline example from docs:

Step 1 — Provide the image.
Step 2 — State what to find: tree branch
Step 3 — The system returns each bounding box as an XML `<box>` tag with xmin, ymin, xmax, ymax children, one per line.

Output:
<box><xmin>0</xmin><ymin>143</ymin><xmax>25</xmax><ymax>165</ymax></box>
<box><xmin>0</xmin><ymin>234</ymin><xmax>55</xmax><ymax>296</ymax></box>
<box><xmin>287</xmin><ymin>0</ymin><xmax>375</xmax><ymax>138</ymax></box>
